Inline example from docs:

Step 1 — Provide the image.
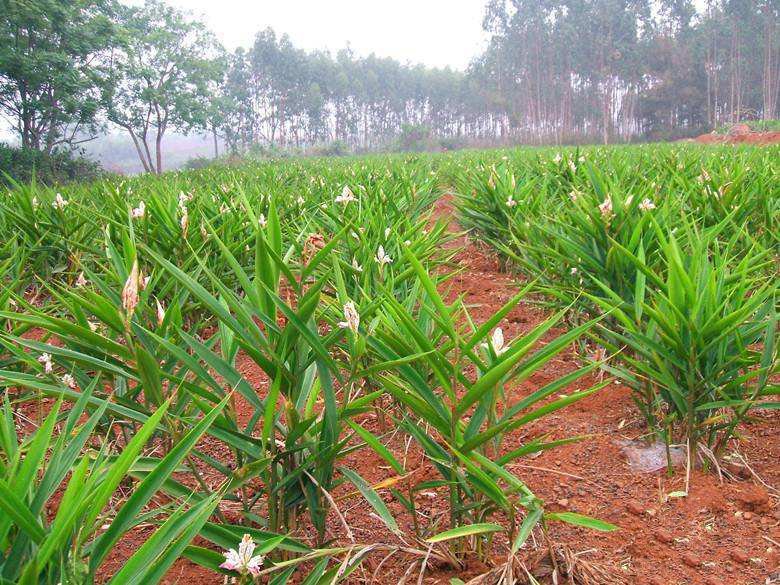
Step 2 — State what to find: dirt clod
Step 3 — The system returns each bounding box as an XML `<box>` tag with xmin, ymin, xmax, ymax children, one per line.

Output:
<box><xmin>654</xmin><ymin>529</ymin><xmax>674</xmax><ymax>544</ymax></box>
<box><xmin>735</xmin><ymin>485</ymin><xmax>770</xmax><ymax>513</ymax></box>
<box><xmin>730</xmin><ymin>550</ymin><xmax>750</xmax><ymax>564</ymax></box>
<box><xmin>626</xmin><ymin>501</ymin><xmax>645</xmax><ymax>516</ymax></box>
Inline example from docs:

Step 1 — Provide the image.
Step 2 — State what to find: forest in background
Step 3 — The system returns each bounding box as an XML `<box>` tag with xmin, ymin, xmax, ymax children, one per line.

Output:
<box><xmin>1</xmin><ymin>0</ymin><xmax>778</xmax><ymax>175</ymax></box>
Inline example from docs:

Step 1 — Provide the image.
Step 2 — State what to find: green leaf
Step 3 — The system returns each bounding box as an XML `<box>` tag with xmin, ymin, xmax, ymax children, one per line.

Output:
<box><xmin>90</xmin><ymin>394</ymin><xmax>229</xmax><ymax>569</ymax></box>
<box><xmin>339</xmin><ymin>467</ymin><xmax>400</xmax><ymax>535</ymax></box>
<box><xmin>346</xmin><ymin>421</ymin><xmax>405</xmax><ymax>475</ymax></box>
<box><xmin>0</xmin><ymin>479</ymin><xmax>46</xmax><ymax>543</ymax></box>
<box><xmin>545</xmin><ymin>512</ymin><xmax>618</xmax><ymax>532</ymax></box>
<box><xmin>425</xmin><ymin>523</ymin><xmax>503</xmax><ymax>543</ymax></box>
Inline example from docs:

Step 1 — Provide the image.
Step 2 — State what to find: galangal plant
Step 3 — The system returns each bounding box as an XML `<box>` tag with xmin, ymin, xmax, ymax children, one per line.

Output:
<box><xmin>0</xmin><ymin>381</ymin><xmax>228</xmax><ymax>584</ymax></box>
<box><xmin>361</xmin><ymin>250</ymin><xmax>615</xmax><ymax>570</ymax></box>
<box><xmin>0</xmin><ymin>202</ymin><xmax>409</xmax><ymax>582</ymax></box>
<box><xmin>591</xmin><ymin>224</ymin><xmax>778</xmax><ymax>466</ymax></box>
<box><xmin>142</xmin><ymin>200</ymin><xmax>379</xmax><ymax>542</ymax></box>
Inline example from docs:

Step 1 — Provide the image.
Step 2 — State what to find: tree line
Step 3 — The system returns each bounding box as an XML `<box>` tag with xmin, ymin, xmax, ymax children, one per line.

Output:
<box><xmin>477</xmin><ymin>0</ymin><xmax>779</xmax><ymax>143</ymax></box>
<box><xmin>1</xmin><ymin>0</ymin><xmax>777</xmax><ymax>174</ymax></box>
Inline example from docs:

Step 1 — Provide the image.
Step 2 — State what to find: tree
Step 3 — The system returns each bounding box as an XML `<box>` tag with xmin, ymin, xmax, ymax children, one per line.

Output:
<box><xmin>0</xmin><ymin>0</ymin><xmax>118</xmax><ymax>152</ymax></box>
<box><xmin>108</xmin><ymin>0</ymin><xmax>223</xmax><ymax>174</ymax></box>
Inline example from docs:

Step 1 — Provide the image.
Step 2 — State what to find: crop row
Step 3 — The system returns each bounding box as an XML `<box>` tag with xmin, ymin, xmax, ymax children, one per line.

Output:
<box><xmin>0</xmin><ymin>145</ymin><xmax>776</xmax><ymax>583</ymax></box>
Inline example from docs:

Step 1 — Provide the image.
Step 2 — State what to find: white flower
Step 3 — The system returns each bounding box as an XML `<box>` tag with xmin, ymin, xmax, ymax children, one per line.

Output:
<box><xmin>337</xmin><ymin>301</ymin><xmax>360</xmax><ymax>334</ymax></box>
<box><xmin>296</xmin><ymin>195</ymin><xmax>305</xmax><ymax>206</ymax></box>
<box><xmin>482</xmin><ymin>328</ymin><xmax>508</xmax><ymax>355</ymax></box>
<box><xmin>569</xmin><ymin>190</ymin><xmax>579</xmax><ymax>202</ymax></box>
<box><xmin>32</xmin><ymin>196</ymin><xmax>38</xmax><ymax>208</ymax></box>
<box><xmin>404</xmin><ymin>240</ymin><xmax>411</xmax><ymax>246</ymax></box>
<box><xmin>384</xmin><ymin>227</ymin><xmax>391</xmax><ymax>239</ymax></box>
<box><xmin>598</xmin><ymin>197</ymin><xmax>613</xmax><ymax>220</ymax></box>
<box><xmin>75</xmin><ymin>272</ymin><xmax>88</xmax><ymax>287</ymax></box>
<box><xmin>568</xmin><ymin>160</ymin><xmax>577</xmax><ymax>173</ymax></box>
<box><xmin>38</xmin><ymin>353</ymin><xmax>53</xmax><ymax>374</ymax></box>
<box><xmin>258</xmin><ymin>214</ymin><xmax>267</xmax><ymax>228</ymax></box>
<box><xmin>553</xmin><ymin>153</ymin><xmax>562</xmax><ymax>163</ymax></box>
<box><xmin>131</xmin><ymin>201</ymin><xmax>146</xmax><ymax>219</ymax></box>
<box><xmin>506</xmin><ymin>195</ymin><xmax>517</xmax><ymax>208</ymax></box>
<box><xmin>570</xmin><ymin>267</ymin><xmax>578</xmax><ymax>275</ymax></box>
<box><xmin>122</xmin><ymin>260</ymin><xmax>140</xmax><ymax>318</ymax></box>
<box><xmin>352</xmin><ymin>258</ymin><xmax>363</xmax><ymax>272</ymax></box>
<box><xmin>491</xmin><ymin>328</ymin><xmax>508</xmax><ymax>354</ymax></box>
<box><xmin>61</xmin><ymin>374</ymin><xmax>76</xmax><ymax>389</ymax></box>
<box><xmin>52</xmin><ymin>193</ymin><xmax>68</xmax><ymax>210</ymax></box>
<box><xmin>638</xmin><ymin>198</ymin><xmax>656</xmax><ymax>211</ymax></box>
<box><xmin>156</xmin><ymin>299</ymin><xmax>165</xmax><ymax>327</ymax></box>
<box><xmin>335</xmin><ymin>185</ymin><xmax>357</xmax><ymax>204</ymax></box>
<box><xmin>375</xmin><ymin>245</ymin><xmax>392</xmax><ymax>266</ymax></box>
<box><xmin>220</xmin><ymin>534</ymin><xmax>264</xmax><ymax>577</ymax></box>
<box><xmin>180</xmin><ymin>206</ymin><xmax>189</xmax><ymax>236</ymax></box>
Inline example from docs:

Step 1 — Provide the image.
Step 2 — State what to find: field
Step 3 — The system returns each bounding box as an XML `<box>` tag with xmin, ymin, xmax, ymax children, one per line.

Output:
<box><xmin>0</xmin><ymin>144</ymin><xmax>778</xmax><ymax>585</ymax></box>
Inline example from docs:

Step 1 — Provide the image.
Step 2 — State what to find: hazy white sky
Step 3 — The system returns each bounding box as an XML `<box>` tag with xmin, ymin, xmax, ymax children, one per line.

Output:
<box><xmin>1</xmin><ymin>2</ymin><xmax>489</xmax><ymax>140</ymax></box>
<box><xmin>142</xmin><ymin>0</ymin><xmax>489</xmax><ymax>70</ymax></box>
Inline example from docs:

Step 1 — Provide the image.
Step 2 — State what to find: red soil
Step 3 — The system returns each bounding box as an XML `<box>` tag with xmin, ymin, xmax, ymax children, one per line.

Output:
<box><xmin>17</xmin><ymin>198</ymin><xmax>779</xmax><ymax>584</ymax></box>
<box><xmin>694</xmin><ymin>130</ymin><xmax>780</xmax><ymax>145</ymax></box>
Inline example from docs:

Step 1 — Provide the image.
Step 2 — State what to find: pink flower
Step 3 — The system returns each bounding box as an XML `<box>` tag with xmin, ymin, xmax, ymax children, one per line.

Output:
<box><xmin>598</xmin><ymin>197</ymin><xmax>614</xmax><ymax>221</ymax></box>
<box><xmin>638</xmin><ymin>198</ymin><xmax>656</xmax><ymax>211</ymax></box>
<box><xmin>38</xmin><ymin>353</ymin><xmax>53</xmax><ymax>374</ymax></box>
<box><xmin>131</xmin><ymin>201</ymin><xmax>146</xmax><ymax>219</ymax></box>
<box><xmin>220</xmin><ymin>534</ymin><xmax>264</xmax><ymax>576</ymax></box>
<box><xmin>52</xmin><ymin>193</ymin><xmax>68</xmax><ymax>210</ymax></box>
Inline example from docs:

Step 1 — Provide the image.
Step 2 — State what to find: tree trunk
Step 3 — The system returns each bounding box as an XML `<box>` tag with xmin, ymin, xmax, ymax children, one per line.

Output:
<box><xmin>155</xmin><ymin>123</ymin><xmax>165</xmax><ymax>175</ymax></box>
<box><xmin>125</xmin><ymin>127</ymin><xmax>151</xmax><ymax>174</ymax></box>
